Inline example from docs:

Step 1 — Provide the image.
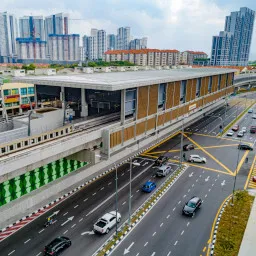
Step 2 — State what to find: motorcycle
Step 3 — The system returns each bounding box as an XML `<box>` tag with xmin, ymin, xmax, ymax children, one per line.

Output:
<box><xmin>44</xmin><ymin>219</ymin><xmax>54</xmax><ymax>227</ymax></box>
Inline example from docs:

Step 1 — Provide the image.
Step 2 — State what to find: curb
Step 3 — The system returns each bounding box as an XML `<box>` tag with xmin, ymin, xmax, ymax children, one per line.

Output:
<box><xmin>0</xmin><ymin>131</ymin><xmax>178</xmax><ymax>235</ymax></box>
<box><xmin>209</xmin><ymin>195</ymin><xmax>232</xmax><ymax>256</ymax></box>
<box><xmin>94</xmin><ymin>164</ymin><xmax>189</xmax><ymax>256</ymax></box>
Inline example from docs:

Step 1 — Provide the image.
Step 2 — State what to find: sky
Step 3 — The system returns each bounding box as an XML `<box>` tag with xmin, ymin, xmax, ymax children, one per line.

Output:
<box><xmin>1</xmin><ymin>0</ymin><xmax>256</xmax><ymax>60</ymax></box>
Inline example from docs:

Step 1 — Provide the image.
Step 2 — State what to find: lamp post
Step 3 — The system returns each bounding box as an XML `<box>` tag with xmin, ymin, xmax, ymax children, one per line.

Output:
<box><xmin>179</xmin><ymin>116</ymin><xmax>185</xmax><ymax>167</ymax></box>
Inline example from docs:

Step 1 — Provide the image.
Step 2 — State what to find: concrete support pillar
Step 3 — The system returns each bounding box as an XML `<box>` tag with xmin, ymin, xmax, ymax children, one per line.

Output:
<box><xmin>121</xmin><ymin>89</ymin><xmax>125</xmax><ymax>125</ymax></box>
<box><xmin>80</xmin><ymin>88</ymin><xmax>88</xmax><ymax>117</ymax></box>
<box><xmin>34</xmin><ymin>84</ymin><xmax>38</xmax><ymax>108</ymax></box>
<box><xmin>60</xmin><ymin>86</ymin><xmax>65</xmax><ymax>110</ymax></box>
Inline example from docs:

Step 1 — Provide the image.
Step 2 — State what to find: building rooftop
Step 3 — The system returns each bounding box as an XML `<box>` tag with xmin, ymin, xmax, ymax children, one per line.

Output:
<box><xmin>13</xmin><ymin>68</ymin><xmax>236</xmax><ymax>91</ymax></box>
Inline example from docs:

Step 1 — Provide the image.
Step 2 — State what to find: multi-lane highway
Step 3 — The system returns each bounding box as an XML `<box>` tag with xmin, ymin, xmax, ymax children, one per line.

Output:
<box><xmin>0</xmin><ymin>94</ymin><xmax>255</xmax><ymax>256</ymax></box>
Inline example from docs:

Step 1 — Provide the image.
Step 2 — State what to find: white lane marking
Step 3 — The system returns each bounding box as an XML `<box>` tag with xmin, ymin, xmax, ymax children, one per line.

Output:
<box><xmin>192</xmin><ymin>184</ymin><xmax>194</xmax><ymax>187</ymax></box>
<box><xmin>122</xmin><ymin>201</ymin><xmax>126</xmax><ymax>205</ymax></box>
<box><xmin>52</xmin><ymin>220</ymin><xmax>57</xmax><ymax>224</ymax></box>
<box><xmin>196</xmin><ymin>179</ymin><xmax>198</xmax><ymax>182</ymax></box>
<box><xmin>131</xmin><ymin>194</ymin><xmax>134</xmax><ymax>198</ymax></box>
<box><xmin>173</xmin><ymin>207</ymin><xmax>176</xmax><ymax>211</ymax></box>
<box><xmin>181</xmin><ymin>230</ymin><xmax>184</xmax><ymax>235</ymax></box>
<box><xmin>167</xmin><ymin>215</ymin><xmax>170</xmax><ymax>219</ymax></box>
<box><xmin>74</xmin><ymin>205</ymin><xmax>79</xmax><ymax>209</ymax></box>
<box><xmin>92</xmin><ymin>192</ymin><xmax>96</xmax><ymax>196</ymax></box>
<box><xmin>71</xmin><ymin>224</ymin><xmax>76</xmax><ymax>228</ymax></box>
<box><xmin>136</xmin><ymin>253</ymin><xmax>140</xmax><ymax>256</ymax></box>
<box><xmin>199</xmin><ymin>175</ymin><xmax>202</xmax><ymax>177</ymax></box>
<box><xmin>8</xmin><ymin>250</ymin><xmax>15</xmax><ymax>256</ymax></box>
<box><xmin>101</xmin><ymin>187</ymin><xmax>104</xmax><ymax>190</ymax></box>
<box><xmin>24</xmin><ymin>238</ymin><xmax>31</xmax><ymax>244</ymax></box>
<box><xmin>38</xmin><ymin>229</ymin><xmax>44</xmax><ymax>234</ymax></box>
<box><xmin>215</xmin><ymin>179</ymin><xmax>217</xmax><ymax>182</ymax></box>
<box><xmin>203</xmin><ymin>171</ymin><xmax>205</xmax><ymax>173</ymax></box>
<box><xmin>205</xmin><ymin>194</ymin><xmax>208</xmax><ymax>198</ymax></box>
<box><xmin>151</xmin><ymin>253</ymin><xmax>156</xmax><ymax>256</ymax></box>
<box><xmin>108</xmin><ymin>182</ymin><xmax>112</xmax><ymax>186</ymax></box>
<box><xmin>187</xmin><ymin>222</ymin><xmax>190</xmax><ymax>227</ymax></box>
<box><xmin>178</xmin><ymin>201</ymin><xmax>181</xmax><ymax>204</ymax></box>
<box><xmin>212</xmin><ymin>184</ymin><xmax>214</xmax><ymax>187</ymax></box>
<box><xmin>160</xmin><ymin>223</ymin><xmax>163</xmax><ymax>227</ymax></box>
<box><xmin>174</xmin><ymin>241</ymin><xmax>178</xmax><ymax>246</ymax></box>
<box><xmin>63</xmin><ymin>230</ymin><xmax>68</xmax><ymax>234</ymax></box>
<box><xmin>36</xmin><ymin>253</ymin><xmax>42</xmax><ymax>256</ymax></box>
<box><xmin>167</xmin><ymin>252</ymin><xmax>171</xmax><ymax>256</ymax></box>
<box><xmin>84</xmin><ymin>198</ymin><xmax>88</xmax><ymax>202</ymax></box>
<box><xmin>136</xmin><ymin>190</ymin><xmax>140</xmax><ymax>193</ymax></box>
<box><xmin>183</xmin><ymin>194</ymin><xmax>186</xmax><ymax>198</ymax></box>
<box><xmin>202</xmin><ymin>200</ymin><xmax>204</xmax><ymax>203</ymax></box>
<box><xmin>144</xmin><ymin>242</ymin><xmax>148</xmax><ymax>247</ymax></box>
<box><xmin>79</xmin><ymin>218</ymin><xmax>83</xmax><ymax>222</ymax></box>
<box><xmin>121</xmin><ymin>173</ymin><xmax>125</xmax><ymax>176</ymax></box>
<box><xmin>152</xmin><ymin>232</ymin><xmax>156</xmax><ymax>236</ymax></box>
<box><xmin>208</xmin><ymin>188</ymin><xmax>211</xmax><ymax>192</ymax></box>
<box><xmin>188</xmin><ymin>189</ymin><xmax>190</xmax><ymax>192</ymax></box>
<box><xmin>63</xmin><ymin>212</ymin><xmax>68</xmax><ymax>216</ymax></box>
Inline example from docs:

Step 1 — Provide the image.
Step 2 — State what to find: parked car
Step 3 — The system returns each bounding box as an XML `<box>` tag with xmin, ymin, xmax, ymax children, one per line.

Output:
<box><xmin>252</xmin><ymin>114</ymin><xmax>256</xmax><ymax>119</ymax></box>
<box><xmin>248</xmin><ymin>109</ymin><xmax>253</xmax><ymax>113</ymax></box>
<box><xmin>183</xmin><ymin>144</ymin><xmax>195</xmax><ymax>151</ymax></box>
<box><xmin>156</xmin><ymin>165</ymin><xmax>172</xmax><ymax>177</ymax></box>
<box><xmin>232</xmin><ymin>124</ymin><xmax>239</xmax><ymax>132</ymax></box>
<box><xmin>237</xmin><ymin>131</ymin><xmax>244</xmax><ymax>137</ymax></box>
<box><xmin>182</xmin><ymin>196</ymin><xmax>202</xmax><ymax>217</ymax></box>
<box><xmin>188</xmin><ymin>155</ymin><xmax>207</xmax><ymax>163</ymax></box>
<box><xmin>153</xmin><ymin>156</ymin><xmax>168</xmax><ymax>167</ymax></box>
<box><xmin>93</xmin><ymin>211</ymin><xmax>121</xmax><ymax>234</ymax></box>
<box><xmin>44</xmin><ymin>237</ymin><xmax>71</xmax><ymax>256</ymax></box>
<box><xmin>250</xmin><ymin>126</ymin><xmax>256</xmax><ymax>134</ymax></box>
<box><xmin>226</xmin><ymin>130</ymin><xmax>234</xmax><ymax>136</ymax></box>
<box><xmin>241</xmin><ymin>127</ymin><xmax>247</xmax><ymax>133</ymax></box>
<box><xmin>142</xmin><ymin>181</ymin><xmax>156</xmax><ymax>193</ymax></box>
<box><xmin>238</xmin><ymin>144</ymin><xmax>253</xmax><ymax>151</ymax></box>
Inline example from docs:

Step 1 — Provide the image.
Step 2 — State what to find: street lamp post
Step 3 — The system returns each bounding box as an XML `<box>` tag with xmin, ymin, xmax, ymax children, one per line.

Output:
<box><xmin>179</xmin><ymin>116</ymin><xmax>185</xmax><ymax>167</ymax></box>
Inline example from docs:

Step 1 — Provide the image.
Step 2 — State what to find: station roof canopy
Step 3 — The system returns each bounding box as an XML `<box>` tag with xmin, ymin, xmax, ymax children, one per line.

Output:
<box><xmin>14</xmin><ymin>68</ymin><xmax>236</xmax><ymax>91</ymax></box>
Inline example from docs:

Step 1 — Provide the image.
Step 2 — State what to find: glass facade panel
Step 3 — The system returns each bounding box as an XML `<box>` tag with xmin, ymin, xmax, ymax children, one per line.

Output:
<box><xmin>196</xmin><ymin>78</ymin><xmax>201</xmax><ymax>97</ymax></box>
<box><xmin>208</xmin><ymin>76</ymin><xmax>212</xmax><ymax>93</ymax></box>
<box><xmin>28</xmin><ymin>87</ymin><xmax>34</xmax><ymax>94</ymax></box>
<box><xmin>11</xmin><ymin>88</ymin><xmax>19</xmax><ymax>95</ymax></box>
<box><xmin>125</xmin><ymin>89</ymin><xmax>136</xmax><ymax>116</ymax></box>
<box><xmin>180</xmin><ymin>80</ymin><xmax>187</xmax><ymax>103</ymax></box>
<box><xmin>3</xmin><ymin>89</ymin><xmax>10</xmax><ymax>96</ymax></box>
<box><xmin>158</xmin><ymin>83</ymin><xmax>166</xmax><ymax>107</ymax></box>
<box><xmin>20</xmin><ymin>88</ymin><xmax>27</xmax><ymax>95</ymax></box>
<box><xmin>218</xmin><ymin>75</ymin><xmax>221</xmax><ymax>90</ymax></box>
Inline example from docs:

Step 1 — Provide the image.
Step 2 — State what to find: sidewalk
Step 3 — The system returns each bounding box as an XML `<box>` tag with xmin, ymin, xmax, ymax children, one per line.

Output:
<box><xmin>238</xmin><ymin>191</ymin><xmax>256</xmax><ymax>256</ymax></box>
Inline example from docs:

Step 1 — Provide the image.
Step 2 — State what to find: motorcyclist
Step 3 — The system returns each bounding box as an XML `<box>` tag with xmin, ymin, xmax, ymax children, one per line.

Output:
<box><xmin>47</xmin><ymin>216</ymin><xmax>53</xmax><ymax>225</ymax></box>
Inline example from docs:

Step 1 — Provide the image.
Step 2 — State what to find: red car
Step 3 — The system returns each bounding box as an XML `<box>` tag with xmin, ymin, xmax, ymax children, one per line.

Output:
<box><xmin>252</xmin><ymin>176</ymin><xmax>256</xmax><ymax>183</ymax></box>
<box><xmin>250</xmin><ymin>126</ymin><xmax>256</xmax><ymax>134</ymax></box>
<box><xmin>232</xmin><ymin>124</ymin><xmax>239</xmax><ymax>132</ymax></box>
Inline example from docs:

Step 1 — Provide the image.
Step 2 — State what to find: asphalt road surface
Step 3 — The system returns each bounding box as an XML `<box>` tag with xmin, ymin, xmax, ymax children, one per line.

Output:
<box><xmin>1</xmin><ymin>93</ymin><xmax>255</xmax><ymax>256</ymax></box>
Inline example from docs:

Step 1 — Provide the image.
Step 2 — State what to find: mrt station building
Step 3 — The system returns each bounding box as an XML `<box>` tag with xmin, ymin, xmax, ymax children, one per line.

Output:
<box><xmin>15</xmin><ymin>68</ymin><xmax>235</xmax><ymax>156</ymax></box>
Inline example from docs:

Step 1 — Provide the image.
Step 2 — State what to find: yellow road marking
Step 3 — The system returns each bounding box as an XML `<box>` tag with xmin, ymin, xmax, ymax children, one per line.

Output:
<box><xmin>206</xmin><ymin>194</ymin><xmax>232</xmax><ymax>256</ymax></box>
<box><xmin>249</xmin><ymin>183</ymin><xmax>256</xmax><ymax>188</ymax></box>
<box><xmin>183</xmin><ymin>133</ymin><xmax>234</xmax><ymax>175</ymax></box>
<box><xmin>140</xmin><ymin>153</ymin><xmax>158</xmax><ymax>159</ymax></box>
<box><xmin>184</xmin><ymin>132</ymin><xmax>240</xmax><ymax>142</ymax></box>
<box><xmin>168</xmin><ymin>159</ymin><xmax>233</xmax><ymax>176</ymax></box>
<box><xmin>203</xmin><ymin>246</ymin><xmax>207</xmax><ymax>252</ymax></box>
<box><xmin>235</xmin><ymin>151</ymin><xmax>249</xmax><ymax>175</ymax></box>
<box><xmin>144</xmin><ymin>131</ymin><xmax>180</xmax><ymax>154</ymax></box>
<box><xmin>244</xmin><ymin>156</ymin><xmax>256</xmax><ymax>189</ymax></box>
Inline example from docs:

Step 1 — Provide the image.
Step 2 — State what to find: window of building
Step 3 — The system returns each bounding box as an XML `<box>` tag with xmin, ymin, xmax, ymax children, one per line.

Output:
<box><xmin>28</xmin><ymin>87</ymin><xmax>34</xmax><ymax>94</ymax></box>
<box><xmin>12</xmin><ymin>102</ymin><xmax>19</xmax><ymax>106</ymax></box>
<box><xmin>125</xmin><ymin>89</ymin><xmax>136</xmax><ymax>116</ymax></box>
<box><xmin>196</xmin><ymin>78</ymin><xmax>201</xmax><ymax>97</ymax></box>
<box><xmin>218</xmin><ymin>75</ymin><xmax>221</xmax><ymax>90</ymax></box>
<box><xmin>11</xmin><ymin>88</ymin><xmax>19</xmax><ymax>95</ymax></box>
<box><xmin>5</xmin><ymin>103</ymin><xmax>12</xmax><ymax>107</ymax></box>
<box><xmin>22</xmin><ymin>98</ymin><xmax>29</xmax><ymax>104</ymax></box>
<box><xmin>20</xmin><ymin>88</ymin><xmax>27</xmax><ymax>95</ymax></box>
<box><xmin>3</xmin><ymin>89</ymin><xmax>10</xmax><ymax>96</ymax></box>
<box><xmin>180</xmin><ymin>80</ymin><xmax>187</xmax><ymax>104</ymax></box>
<box><xmin>158</xmin><ymin>83</ymin><xmax>166</xmax><ymax>108</ymax></box>
<box><xmin>208</xmin><ymin>76</ymin><xmax>212</xmax><ymax>93</ymax></box>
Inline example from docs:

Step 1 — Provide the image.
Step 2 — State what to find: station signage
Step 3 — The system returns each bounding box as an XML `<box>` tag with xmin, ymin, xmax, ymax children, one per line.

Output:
<box><xmin>4</xmin><ymin>94</ymin><xmax>20</xmax><ymax>103</ymax></box>
<box><xmin>189</xmin><ymin>103</ymin><xmax>197</xmax><ymax>111</ymax></box>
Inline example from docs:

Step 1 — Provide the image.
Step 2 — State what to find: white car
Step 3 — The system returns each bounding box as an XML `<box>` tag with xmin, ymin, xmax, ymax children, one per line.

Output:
<box><xmin>227</xmin><ymin>130</ymin><xmax>234</xmax><ymax>136</ymax></box>
<box><xmin>241</xmin><ymin>127</ymin><xmax>247</xmax><ymax>133</ymax></box>
<box><xmin>237</xmin><ymin>131</ymin><xmax>244</xmax><ymax>137</ymax></box>
<box><xmin>252</xmin><ymin>114</ymin><xmax>256</xmax><ymax>119</ymax></box>
<box><xmin>188</xmin><ymin>155</ymin><xmax>207</xmax><ymax>163</ymax></box>
<box><xmin>93</xmin><ymin>211</ymin><xmax>121</xmax><ymax>234</ymax></box>
<box><xmin>156</xmin><ymin>165</ymin><xmax>172</xmax><ymax>177</ymax></box>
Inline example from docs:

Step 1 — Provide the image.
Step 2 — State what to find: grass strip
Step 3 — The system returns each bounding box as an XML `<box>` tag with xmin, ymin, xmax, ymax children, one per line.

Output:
<box><xmin>221</xmin><ymin>102</ymin><xmax>255</xmax><ymax>135</ymax></box>
<box><xmin>214</xmin><ymin>190</ymin><xmax>254</xmax><ymax>256</ymax></box>
<box><xmin>96</xmin><ymin>167</ymin><xmax>184</xmax><ymax>256</ymax></box>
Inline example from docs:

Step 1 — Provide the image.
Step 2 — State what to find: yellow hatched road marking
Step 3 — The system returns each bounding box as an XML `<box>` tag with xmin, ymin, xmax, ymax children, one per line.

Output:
<box><xmin>203</xmin><ymin>246</ymin><xmax>207</xmax><ymax>252</ymax></box>
<box><xmin>182</xmin><ymin>133</ymin><xmax>234</xmax><ymax>175</ymax></box>
<box><xmin>244</xmin><ymin>156</ymin><xmax>256</xmax><ymax>189</ymax></box>
<box><xmin>249</xmin><ymin>183</ymin><xmax>256</xmax><ymax>188</ymax></box>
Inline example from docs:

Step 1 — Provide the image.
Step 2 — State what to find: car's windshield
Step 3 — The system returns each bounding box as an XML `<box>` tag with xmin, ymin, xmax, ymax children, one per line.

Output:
<box><xmin>187</xmin><ymin>201</ymin><xmax>196</xmax><ymax>208</ymax></box>
<box><xmin>96</xmin><ymin>220</ymin><xmax>107</xmax><ymax>228</ymax></box>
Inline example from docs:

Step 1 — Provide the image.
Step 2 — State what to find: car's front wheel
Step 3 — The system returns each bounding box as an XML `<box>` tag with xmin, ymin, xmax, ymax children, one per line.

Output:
<box><xmin>191</xmin><ymin>160</ymin><xmax>194</xmax><ymax>163</ymax></box>
<box><xmin>105</xmin><ymin>228</ymin><xmax>110</xmax><ymax>234</ymax></box>
<box><xmin>117</xmin><ymin>218</ymin><xmax>121</xmax><ymax>223</ymax></box>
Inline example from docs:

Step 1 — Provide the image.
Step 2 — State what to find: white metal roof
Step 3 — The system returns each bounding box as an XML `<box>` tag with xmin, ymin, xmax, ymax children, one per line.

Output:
<box><xmin>13</xmin><ymin>68</ymin><xmax>236</xmax><ymax>91</ymax></box>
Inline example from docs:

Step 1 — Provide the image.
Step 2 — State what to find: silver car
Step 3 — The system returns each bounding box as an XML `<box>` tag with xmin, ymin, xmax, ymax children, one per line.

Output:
<box><xmin>156</xmin><ymin>165</ymin><xmax>172</xmax><ymax>177</ymax></box>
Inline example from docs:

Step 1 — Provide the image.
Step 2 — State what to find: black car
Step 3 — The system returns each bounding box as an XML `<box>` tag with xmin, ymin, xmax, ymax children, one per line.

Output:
<box><xmin>238</xmin><ymin>144</ymin><xmax>253</xmax><ymax>151</ymax></box>
<box><xmin>153</xmin><ymin>156</ymin><xmax>168</xmax><ymax>167</ymax></box>
<box><xmin>44</xmin><ymin>237</ymin><xmax>71</xmax><ymax>255</ymax></box>
<box><xmin>182</xmin><ymin>196</ymin><xmax>202</xmax><ymax>217</ymax></box>
<box><xmin>250</xmin><ymin>126</ymin><xmax>256</xmax><ymax>134</ymax></box>
<box><xmin>183</xmin><ymin>144</ymin><xmax>195</xmax><ymax>151</ymax></box>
